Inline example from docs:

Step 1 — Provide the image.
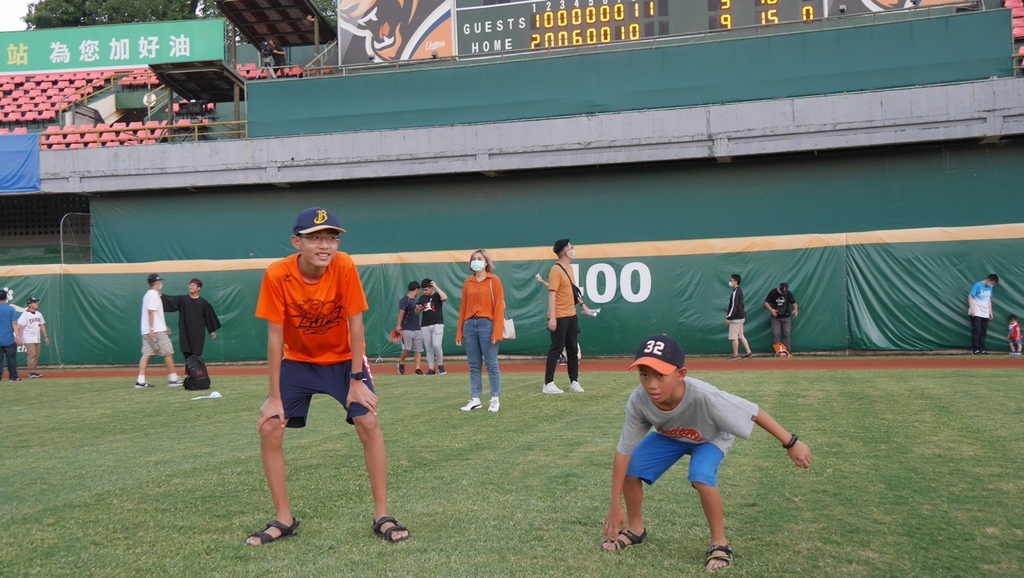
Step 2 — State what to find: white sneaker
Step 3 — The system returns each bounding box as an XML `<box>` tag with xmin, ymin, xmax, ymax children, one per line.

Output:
<box><xmin>461</xmin><ymin>398</ymin><xmax>482</xmax><ymax>411</ymax></box>
<box><xmin>168</xmin><ymin>377</ymin><xmax>184</xmax><ymax>387</ymax></box>
<box><xmin>542</xmin><ymin>382</ymin><xmax>564</xmax><ymax>394</ymax></box>
<box><xmin>569</xmin><ymin>381</ymin><xmax>584</xmax><ymax>393</ymax></box>
<box><xmin>488</xmin><ymin>398</ymin><xmax>500</xmax><ymax>413</ymax></box>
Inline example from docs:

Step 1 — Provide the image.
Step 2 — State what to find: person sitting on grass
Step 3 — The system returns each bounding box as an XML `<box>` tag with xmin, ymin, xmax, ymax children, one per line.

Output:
<box><xmin>602</xmin><ymin>333</ymin><xmax>812</xmax><ymax>572</ymax></box>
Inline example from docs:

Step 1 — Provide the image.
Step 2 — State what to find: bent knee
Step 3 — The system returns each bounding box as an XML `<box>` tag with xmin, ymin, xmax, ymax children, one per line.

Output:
<box><xmin>352</xmin><ymin>413</ymin><xmax>382</xmax><ymax>436</ymax></box>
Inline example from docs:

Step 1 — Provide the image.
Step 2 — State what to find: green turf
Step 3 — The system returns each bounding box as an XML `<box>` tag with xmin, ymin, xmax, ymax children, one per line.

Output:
<box><xmin>1</xmin><ymin>367</ymin><xmax>1022</xmax><ymax>577</ymax></box>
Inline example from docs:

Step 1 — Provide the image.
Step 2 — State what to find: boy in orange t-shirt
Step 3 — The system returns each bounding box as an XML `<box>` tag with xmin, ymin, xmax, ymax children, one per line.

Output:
<box><xmin>245</xmin><ymin>207</ymin><xmax>409</xmax><ymax>546</ymax></box>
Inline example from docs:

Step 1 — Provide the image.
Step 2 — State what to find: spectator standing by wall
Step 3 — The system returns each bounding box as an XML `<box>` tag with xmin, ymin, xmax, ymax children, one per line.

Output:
<box><xmin>16</xmin><ymin>297</ymin><xmax>49</xmax><ymax>378</ymax></box>
<box><xmin>455</xmin><ymin>249</ymin><xmax>505</xmax><ymax>413</ymax></box>
<box><xmin>0</xmin><ymin>289</ymin><xmax>21</xmax><ymax>381</ymax></box>
<box><xmin>395</xmin><ymin>281</ymin><xmax>424</xmax><ymax>375</ymax></box>
<box><xmin>725</xmin><ymin>274</ymin><xmax>752</xmax><ymax>360</ymax></box>
<box><xmin>136</xmin><ymin>274</ymin><xmax>184</xmax><ymax>388</ymax></box>
<box><xmin>162</xmin><ymin>278</ymin><xmax>222</xmax><ymax>360</ymax></box>
<box><xmin>417</xmin><ymin>278</ymin><xmax>447</xmax><ymax>375</ymax></box>
<box><xmin>763</xmin><ymin>282</ymin><xmax>799</xmax><ymax>352</ymax></box>
<box><xmin>968</xmin><ymin>274</ymin><xmax>998</xmax><ymax>354</ymax></box>
<box><xmin>542</xmin><ymin>238</ymin><xmax>592</xmax><ymax>394</ymax></box>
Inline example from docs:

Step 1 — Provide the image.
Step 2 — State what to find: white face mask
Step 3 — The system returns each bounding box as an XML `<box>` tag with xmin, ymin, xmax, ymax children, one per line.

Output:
<box><xmin>567</xmin><ymin>249</ymin><xmax>576</xmax><ymax>258</ymax></box>
<box><xmin>470</xmin><ymin>259</ymin><xmax>486</xmax><ymax>272</ymax></box>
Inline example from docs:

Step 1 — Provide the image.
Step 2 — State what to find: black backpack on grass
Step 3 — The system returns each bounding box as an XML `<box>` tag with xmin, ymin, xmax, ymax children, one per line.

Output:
<box><xmin>184</xmin><ymin>355</ymin><xmax>211</xmax><ymax>390</ymax></box>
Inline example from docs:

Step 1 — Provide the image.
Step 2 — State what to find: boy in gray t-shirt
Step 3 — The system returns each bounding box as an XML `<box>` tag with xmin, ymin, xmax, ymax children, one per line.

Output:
<box><xmin>602</xmin><ymin>334</ymin><xmax>812</xmax><ymax>572</ymax></box>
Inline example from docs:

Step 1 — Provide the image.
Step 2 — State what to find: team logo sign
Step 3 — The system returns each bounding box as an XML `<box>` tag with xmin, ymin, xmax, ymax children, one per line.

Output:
<box><xmin>314</xmin><ymin>209</ymin><xmax>328</xmax><ymax>225</ymax></box>
<box><xmin>338</xmin><ymin>0</ymin><xmax>453</xmax><ymax>62</ymax></box>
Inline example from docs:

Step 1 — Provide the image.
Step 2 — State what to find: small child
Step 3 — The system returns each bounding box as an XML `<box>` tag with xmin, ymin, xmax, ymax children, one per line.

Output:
<box><xmin>1008</xmin><ymin>315</ymin><xmax>1022</xmax><ymax>356</ymax></box>
<box><xmin>603</xmin><ymin>333</ymin><xmax>812</xmax><ymax>572</ymax></box>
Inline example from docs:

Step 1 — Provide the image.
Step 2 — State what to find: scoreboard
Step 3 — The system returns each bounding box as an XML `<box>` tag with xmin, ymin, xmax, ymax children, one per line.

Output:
<box><xmin>457</xmin><ymin>0</ymin><xmax>823</xmax><ymax>56</ymax></box>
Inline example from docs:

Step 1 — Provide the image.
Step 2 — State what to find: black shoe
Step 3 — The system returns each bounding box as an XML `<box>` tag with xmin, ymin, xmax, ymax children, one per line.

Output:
<box><xmin>134</xmin><ymin>381</ymin><xmax>153</xmax><ymax>388</ymax></box>
<box><xmin>426</xmin><ymin>369</ymin><xmax>436</xmax><ymax>375</ymax></box>
<box><xmin>397</xmin><ymin>363</ymin><xmax>405</xmax><ymax>375</ymax></box>
<box><xmin>972</xmin><ymin>350</ymin><xmax>981</xmax><ymax>355</ymax></box>
<box><xmin>980</xmin><ymin>350</ymin><xmax>989</xmax><ymax>355</ymax></box>
<box><xmin>438</xmin><ymin>365</ymin><xmax>447</xmax><ymax>375</ymax></box>
<box><xmin>10</xmin><ymin>377</ymin><xmax>22</xmax><ymax>382</ymax></box>
<box><xmin>415</xmin><ymin>369</ymin><xmax>424</xmax><ymax>375</ymax></box>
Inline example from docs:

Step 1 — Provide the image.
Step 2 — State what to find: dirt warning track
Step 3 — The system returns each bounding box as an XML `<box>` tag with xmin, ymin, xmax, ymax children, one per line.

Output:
<box><xmin>40</xmin><ymin>355</ymin><xmax>1022</xmax><ymax>380</ymax></box>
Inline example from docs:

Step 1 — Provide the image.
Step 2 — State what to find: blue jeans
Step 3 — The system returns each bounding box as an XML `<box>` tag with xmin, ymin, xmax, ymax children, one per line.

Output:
<box><xmin>1</xmin><ymin>342</ymin><xmax>18</xmax><ymax>380</ymax></box>
<box><xmin>462</xmin><ymin>318</ymin><xmax>500</xmax><ymax>398</ymax></box>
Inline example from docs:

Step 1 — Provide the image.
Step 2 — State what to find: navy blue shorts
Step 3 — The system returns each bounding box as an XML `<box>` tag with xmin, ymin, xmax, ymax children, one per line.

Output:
<box><xmin>279</xmin><ymin>358</ymin><xmax>374</xmax><ymax>428</ymax></box>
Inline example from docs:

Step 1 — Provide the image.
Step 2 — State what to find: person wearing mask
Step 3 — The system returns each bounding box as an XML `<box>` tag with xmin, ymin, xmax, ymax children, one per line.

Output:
<box><xmin>455</xmin><ymin>249</ymin><xmax>505</xmax><ymax>413</ymax></box>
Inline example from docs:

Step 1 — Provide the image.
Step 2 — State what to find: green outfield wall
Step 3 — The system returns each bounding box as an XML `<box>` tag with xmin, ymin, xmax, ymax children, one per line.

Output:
<box><xmin>2</xmin><ymin>225</ymin><xmax>1022</xmax><ymax>366</ymax></box>
<box><xmin>247</xmin><ymin>10</ymin><xmax>1011</xmax><ymax>137</ymax></box>
<box><xmin>91</xmin><ymin>141</ymin><xmax>1024</xmax><ymax>263</ymax></box>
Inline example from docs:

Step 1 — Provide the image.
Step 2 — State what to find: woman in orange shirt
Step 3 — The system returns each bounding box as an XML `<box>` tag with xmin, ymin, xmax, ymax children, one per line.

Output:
<box><xmin>455</xmin><ymin>249</ymin><xmax>505</xmax><ymax>413</ymax></box>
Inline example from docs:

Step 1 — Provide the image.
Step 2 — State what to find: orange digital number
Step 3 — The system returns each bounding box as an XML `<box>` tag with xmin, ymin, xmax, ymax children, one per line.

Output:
<box><xmin>720</xmin><ymin>0</ymin><xmax>731</xmax><ymax>9</ymax></box>
<box><xmin>761</xmin><ymin>9</ymin><xmax>779</xmax><ymax>24</ymax></box>
<box><xmin>802</xmin><ymin>6</ymin><xmax>814</xmax><ymax>21</ymax></box>
<box><xmin>530</xmin><ymin>34</ymin><xmax>541</xmax><ymax>49</ymax></box>
<box><xmin>720</xmin><ymin>14</ymin><xmax>732</xmax><ymax>29</ymax></box>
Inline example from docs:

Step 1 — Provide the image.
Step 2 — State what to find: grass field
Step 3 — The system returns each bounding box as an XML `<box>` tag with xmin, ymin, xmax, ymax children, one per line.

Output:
<box><xmin>1</xmin><ymin>366</ymin><xmax>1022</xmax><ymax>577</ymax></box>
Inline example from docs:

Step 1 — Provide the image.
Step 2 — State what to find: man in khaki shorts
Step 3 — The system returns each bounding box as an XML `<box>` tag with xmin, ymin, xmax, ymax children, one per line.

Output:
<box><xmin>725</xmin><ymin>274</ymin><xmax>753</xmax><ymax>360</ymax></box>
<box><xmin>136</xmin><ymin>274</ymin><xmax>184</xmax><ymax>388</ymax></box>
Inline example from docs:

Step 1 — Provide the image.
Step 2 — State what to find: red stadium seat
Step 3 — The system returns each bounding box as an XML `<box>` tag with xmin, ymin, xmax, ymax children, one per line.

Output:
<box><xmin>12</xmin><ymin>126</ymin><xmax>28</xmax><ymax>134</ymax></box>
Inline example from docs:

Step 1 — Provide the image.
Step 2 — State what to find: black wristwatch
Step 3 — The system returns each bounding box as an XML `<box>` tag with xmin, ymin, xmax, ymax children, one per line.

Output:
<box><xmin>351</xmin><ymin>371</ymin><xmax>366</xmax><ymax>381</ymax></box>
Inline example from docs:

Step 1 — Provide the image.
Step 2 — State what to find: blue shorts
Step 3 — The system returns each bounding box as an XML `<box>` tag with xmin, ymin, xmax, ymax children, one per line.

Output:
<box><xmin>279</xmin><ymin>358</ymin><xmax>374</xmax><ymax>428</ymax></box>
<box><xmin>625</xmin><ymin>432</ymin><xmax>726</xmax><ymax>488</ymax></box>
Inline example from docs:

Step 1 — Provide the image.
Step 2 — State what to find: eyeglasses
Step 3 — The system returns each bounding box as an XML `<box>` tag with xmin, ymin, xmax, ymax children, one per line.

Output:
<box><xmin>298</xmin><ymin>234</ymin><xmax>341</xmax><ymax>244</ymax></box>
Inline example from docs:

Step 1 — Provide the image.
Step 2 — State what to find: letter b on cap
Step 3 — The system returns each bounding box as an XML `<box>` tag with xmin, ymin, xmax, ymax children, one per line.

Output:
<box><xmin>314</xmin><ymin>209</ymin><xmax>328</xmax><ymax>225</ymax></box>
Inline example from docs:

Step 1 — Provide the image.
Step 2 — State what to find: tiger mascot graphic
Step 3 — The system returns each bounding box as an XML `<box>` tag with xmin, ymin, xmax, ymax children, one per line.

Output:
<box><xmin>338</xmin><ymin>0</ymin><xmax>453</xmax><ymax>62</ymax></box>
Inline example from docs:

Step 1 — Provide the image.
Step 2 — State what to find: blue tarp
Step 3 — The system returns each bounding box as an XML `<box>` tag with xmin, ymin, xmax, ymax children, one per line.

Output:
<box><xmin>0</xmin><ymin>134</ymin><xmax>41</xmax><ymax>194</ymax></box>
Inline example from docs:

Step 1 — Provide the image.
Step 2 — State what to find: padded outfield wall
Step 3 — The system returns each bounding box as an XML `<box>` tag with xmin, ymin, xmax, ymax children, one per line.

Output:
<box><xmin>2</xmin><ymin>140</ymin><xmax>1023</xmax><ymax>365</ymax></box>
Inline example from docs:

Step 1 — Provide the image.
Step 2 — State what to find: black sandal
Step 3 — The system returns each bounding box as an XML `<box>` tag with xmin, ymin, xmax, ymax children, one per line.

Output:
<box><xmin>605</xmin><ymin>528</ymin><xmax>647</xmax><ymax>550</ymax></box>
<box><xmin>372</xmin><ymin>516</ymin><xmax>410</xmax><ymax>543</ymax></box>
<box><xmin>247</xmin><ymin>518</ymin><xmax>300</xmax><ymax>545</ymax></box>
<box><xmin>704</xmin><ymin>544</ymin><xmax>734</xmax><ymax>571</ymax></box>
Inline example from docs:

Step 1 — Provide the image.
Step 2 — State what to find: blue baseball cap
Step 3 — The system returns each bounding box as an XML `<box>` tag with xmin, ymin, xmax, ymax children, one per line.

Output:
<box><xmin>293</xmin><ymin>207</ymin><xmax>345</xmax><ymax>236</ymax></box>
<box><xmin>629</xmin><ymin>334</ymin><xmax>686</xmax><ymax>374</ymax></box>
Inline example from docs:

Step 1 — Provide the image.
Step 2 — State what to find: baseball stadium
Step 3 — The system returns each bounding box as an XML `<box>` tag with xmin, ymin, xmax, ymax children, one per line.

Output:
<box><xmin>1</xmin><ymin>0</ymin><xmax>1022</xmax><ymax>576</ymax></box>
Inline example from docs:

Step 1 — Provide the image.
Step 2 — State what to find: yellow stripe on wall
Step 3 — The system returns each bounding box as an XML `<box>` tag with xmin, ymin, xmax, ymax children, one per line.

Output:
<box><xmin>2</xmin><ymin>223</ymin><xmax>1022</xmax><ymax>277</ymax></box>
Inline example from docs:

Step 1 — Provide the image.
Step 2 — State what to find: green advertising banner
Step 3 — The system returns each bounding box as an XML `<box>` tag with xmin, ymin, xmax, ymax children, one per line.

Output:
<box><xmin>1</xmin><ymin>19</ymin><xmax>226</xmax><ymax>75</ymax></box>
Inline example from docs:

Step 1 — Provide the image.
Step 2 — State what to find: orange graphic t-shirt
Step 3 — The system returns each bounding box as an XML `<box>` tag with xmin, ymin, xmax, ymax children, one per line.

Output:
<box><xmin>255</xmin><ymin>252</ymin><xmax>368</xmax><ymax>364</ymax></box>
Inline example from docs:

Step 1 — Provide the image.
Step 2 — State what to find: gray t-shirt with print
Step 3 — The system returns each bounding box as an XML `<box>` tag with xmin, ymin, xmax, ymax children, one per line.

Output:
<box><xmin>616</xmin><ymin>376</ymin><xmax>759</xmax><ymax>456</ymax></box>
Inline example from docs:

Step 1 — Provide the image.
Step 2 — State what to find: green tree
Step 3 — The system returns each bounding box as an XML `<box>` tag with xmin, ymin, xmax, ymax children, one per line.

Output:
<box><xmin>25</xmin><ymin>0</ymin><xmax>203</xmax><ymax>29</ymax></box>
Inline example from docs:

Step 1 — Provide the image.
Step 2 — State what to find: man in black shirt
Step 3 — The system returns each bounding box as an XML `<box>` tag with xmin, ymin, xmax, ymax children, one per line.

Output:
<box><xmin>417</xmin><ymin>278</ymin><xmax>448</xmax><ymax>375</ymax></box>
<box><xmin>764</xmin><ymin>282</ymin><xmax>799</xmax><ymax>352</ymax></box>
<box><xmin>161</xmin><ymin>278</ymin><xmax>222</xmax><ymax>360</ymax></box>
<box><xmin>725</xmin><ymin>274</ymin><xmax>752</xmax><ymax>360</ymax></box>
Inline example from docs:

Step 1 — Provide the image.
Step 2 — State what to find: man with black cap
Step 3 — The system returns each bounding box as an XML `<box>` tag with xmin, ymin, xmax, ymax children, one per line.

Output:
<box><xmin>136</xmin><ymin>274</ymin><xmax>184</xmax><ymax>388</ymax></box>
<box><xmin>542</xmin><ymin>238</ymin><xmax>592</xmax><ymax>394</ymax></box>
<box><xmin>763</xmin><ymin>282</ymin><xmax>799</xmax><ymax>352</ymax></box>
<box><xmin>602</xmin><ymin>333</ymin><xmax>812</xmax><ymax>572</ymax></box>
<box><xmin>247</xmin><ymin>207</ymin><xmax>409</xmax><ymax>546</ymax></box>
<box><xmin>17</xmin><ymin>297</ymin><xmax>49</xmax><ymax>378</ymax></box>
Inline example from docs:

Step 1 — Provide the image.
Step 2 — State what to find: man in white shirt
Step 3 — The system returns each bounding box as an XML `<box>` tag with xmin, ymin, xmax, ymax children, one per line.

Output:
<box><xmin>16</xmin><ymin>297</ymin><xmax>49</xmax><ymax>378</ymax></box>
<box><xmin>137</xmin><ymin>274</ymin><xmax>183</xmax><ymax>388</ymax></box>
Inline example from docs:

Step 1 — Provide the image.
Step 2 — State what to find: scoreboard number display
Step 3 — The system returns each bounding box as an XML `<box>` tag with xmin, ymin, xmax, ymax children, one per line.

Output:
<box><xmin>456</xmin><ymin>0</ymin><xmax>823</xmax><ymax>56</ymax></box>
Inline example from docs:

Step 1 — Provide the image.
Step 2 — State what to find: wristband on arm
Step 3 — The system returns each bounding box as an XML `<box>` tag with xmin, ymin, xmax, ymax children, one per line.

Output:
<box><xmin>783</xmin><ymin>434</ymin><xmax>798</xmax><ymax>449</ymax></box>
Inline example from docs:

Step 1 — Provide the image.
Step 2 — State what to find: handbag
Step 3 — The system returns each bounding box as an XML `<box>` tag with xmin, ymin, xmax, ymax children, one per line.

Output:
<box><xmin>488</xmin><ymin>278</ymin><xmax>516</xmax><ymax>340</ymax></box>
